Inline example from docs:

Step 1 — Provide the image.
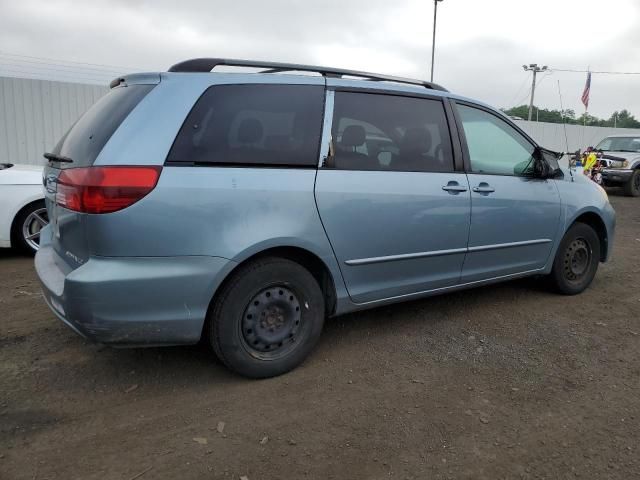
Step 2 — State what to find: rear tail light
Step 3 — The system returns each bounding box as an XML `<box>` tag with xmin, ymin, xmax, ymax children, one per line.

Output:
<box><xmin>56</xmin><ymin>166</ymin><xmax>162</xmax><ymax>214</ymax></box>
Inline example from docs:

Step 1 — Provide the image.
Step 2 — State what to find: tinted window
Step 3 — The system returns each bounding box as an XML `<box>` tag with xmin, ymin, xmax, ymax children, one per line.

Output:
<box><xmin>330</xmin><ymin>92</ymin><xmax>453</xmax><ymax>172</ymax></box>
<box><xmin>458</xmin><ymin>104</ymin><xmax>535</xmax><ymax>176</ymax></box>
<box><xmin>167</xmin><ymin>84</ymin><xmax>324</xmax><ymax>167</ymax></box>
<box><xmin>52</xmin><ymin>84</ymin><xmax>155</xmax><ymax>168</ymax></box>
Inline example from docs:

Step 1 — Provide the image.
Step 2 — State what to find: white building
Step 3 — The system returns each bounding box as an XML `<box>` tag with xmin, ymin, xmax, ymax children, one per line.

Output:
<box><xmin>1</xmin><ymin>76</ymin><xmax>107</xmax><ymax>166</ymax></box>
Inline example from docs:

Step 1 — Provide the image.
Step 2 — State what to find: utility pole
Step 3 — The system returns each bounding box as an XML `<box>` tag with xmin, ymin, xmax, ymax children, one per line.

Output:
<box><xmin>522</xmin><ymin>63</ymin><xmax>547</xmax><ymax>121</ymax></box>
<box><xmin>430</xmin><ymin>0</ymin><xmax>444</xmax><ymax>82</ymax></box>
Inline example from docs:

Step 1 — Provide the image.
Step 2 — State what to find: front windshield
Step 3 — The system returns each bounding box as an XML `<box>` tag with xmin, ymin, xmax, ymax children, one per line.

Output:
<box><xmin>596</xmin><ymin>136</ymin><xmax>640</xmax><ymax>152</ymax></box>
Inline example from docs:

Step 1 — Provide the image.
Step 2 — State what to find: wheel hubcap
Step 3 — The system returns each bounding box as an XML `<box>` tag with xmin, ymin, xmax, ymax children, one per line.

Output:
<box><xmin>563</xmin><ymin>238</ymin><xmax>591</xmax><ymax>281</ymax></box>
<box><xmin>634</xmin><ymin>173</ymin><xmax>640</xmax><ymax>191</ymax></box>
<box><xmin>22</xmin><ymin>207</ymin><xmax>49</xmax><ymax>251</ymax></box>
<box><xmin>242</xmin><ymin>286</ymin><xmax>302</xmax><ymax>356</ymax></box>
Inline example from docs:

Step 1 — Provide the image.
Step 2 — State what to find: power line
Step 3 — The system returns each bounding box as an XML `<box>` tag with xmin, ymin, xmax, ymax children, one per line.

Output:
<box><xmin>0</xmin><ymin>51</ymin><xmax>146</xmax><ymax>86</ymax></box>
<box><xmin>0</xmin><ymin>50</ymin><xmax>142</xmax><ymax>72</ymax></box>
<box><xmin>507</xmin><ymin>72</ymin><xmax>531</xmax><ymax>107</ymax></box>
<box><xmin>0</xmin><ymin>66</ymin><xmax>112</xmax><ymax>84</ymax></box>
<box><xmin>0</xmin><ymin>56</ymin><xmax>127</xmax><ymax>75</ymax></box>
<box><xmin>514</xmin><ymin>76</ymin><xmax>540</xmax><ymax>107</ymax></box>
<box><xmin>550</xmin><ymin>68</ymin><xmax>640</xmax><ymax>75</ymax></box>
<box><xmin>536</xmin><ymin>71</ymin><xmax>553</xmax><ymax>88</ymax></box>
<box><xmin>0</xmin><ymin>61</ymin><xmax>124</xmax><ymax>77</ymax></box>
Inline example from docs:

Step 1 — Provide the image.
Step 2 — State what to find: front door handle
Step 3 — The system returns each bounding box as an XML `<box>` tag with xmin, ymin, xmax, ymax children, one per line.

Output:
<box><xmin>442</xmin><ymin>181</ymin><xmax>468</xmax><ymax>194</ymax></box>
<box><xmin>472</xmin><ymin>182</ymin><xmax>495</xmax><ymax>194</ymax></box>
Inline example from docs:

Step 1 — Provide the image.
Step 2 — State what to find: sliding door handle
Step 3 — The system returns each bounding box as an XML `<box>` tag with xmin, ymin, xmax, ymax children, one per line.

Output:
<box><xmin>472</xmin><ymin>182</ymin><xmax>495</xmax><ymax>194</ymax></box>
<box><xmin>442</xmin><ymin>181</ymin><xmax>468</xmax><ymax>193</ymax></box>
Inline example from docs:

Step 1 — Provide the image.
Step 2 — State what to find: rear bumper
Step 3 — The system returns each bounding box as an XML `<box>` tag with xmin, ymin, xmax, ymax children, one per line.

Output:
<box><xmin>35</xmin><ymin>240</ymin><xmax>235</xmax><ymax>346</ymax></box>
<box><xmin>602</xmin><ymin>168</ymin><xmax>633</xmax><ymax>184</ymax></box>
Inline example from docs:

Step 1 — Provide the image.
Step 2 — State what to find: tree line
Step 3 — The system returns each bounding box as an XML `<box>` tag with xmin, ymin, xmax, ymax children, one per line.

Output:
<box><xmin>501</xmin><ymin>105</ymin><xmax>640</xmax><ymax>128</ymax></box>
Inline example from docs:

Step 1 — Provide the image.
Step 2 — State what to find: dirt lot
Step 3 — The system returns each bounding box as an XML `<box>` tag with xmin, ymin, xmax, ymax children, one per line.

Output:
<box><xmin>1</xmin><ymin>193</ymin><xmax>639</xmax><ymax>480</ymax></box>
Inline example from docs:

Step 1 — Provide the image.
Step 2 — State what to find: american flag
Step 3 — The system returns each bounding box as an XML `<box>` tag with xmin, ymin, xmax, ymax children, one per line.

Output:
<box><xmin>581</xmin><ymin>72</ymin><xmax>591</xmax><ymax>109</ymax></box>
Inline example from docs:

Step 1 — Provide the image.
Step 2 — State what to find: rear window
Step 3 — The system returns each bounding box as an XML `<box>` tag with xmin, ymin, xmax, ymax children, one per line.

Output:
<box><xmin>52</xmin><ymin>84</ymin><xmax>155</xmax><ymax>168</ymax></box>
<box><xmin>166</xmin><ymin>84</ymin><xmax>324</xmax><ymax>167</ymax></box>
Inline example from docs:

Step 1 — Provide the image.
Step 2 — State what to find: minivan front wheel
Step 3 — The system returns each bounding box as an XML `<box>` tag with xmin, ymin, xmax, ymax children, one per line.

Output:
<box><xmin>209</xmin><ymin>257</ymin><xmax>325</xmax><ymax>378</ymax></box>
<box><xmin>549</xmin><ymin>223</ymin><xmax>600</xmax><ymax>295</ymax></box>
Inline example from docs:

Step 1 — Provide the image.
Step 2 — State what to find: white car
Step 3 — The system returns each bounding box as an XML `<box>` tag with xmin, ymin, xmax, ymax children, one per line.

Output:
<box><xmin>0</xmin><ymin>163</ymin><xmax>48</xmax><ymax>254</ymax></box>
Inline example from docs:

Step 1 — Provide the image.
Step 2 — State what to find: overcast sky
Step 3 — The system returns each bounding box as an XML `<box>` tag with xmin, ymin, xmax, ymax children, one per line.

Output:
<box><xmin>1</xmin><ymin>0</ymin><xmax>638</xmax><ymax>118</ymax></box>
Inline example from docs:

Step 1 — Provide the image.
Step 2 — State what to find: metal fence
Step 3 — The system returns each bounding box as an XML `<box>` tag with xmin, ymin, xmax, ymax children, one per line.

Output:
<box><xmin>0</xmin><ymin>76</ymin><xmax>107</xmax><ymax>166</ymax></box>
<box><xmin>514</xmin><ymin>120</ymin><xmax>640</xmax><ymax>153</ymax></box>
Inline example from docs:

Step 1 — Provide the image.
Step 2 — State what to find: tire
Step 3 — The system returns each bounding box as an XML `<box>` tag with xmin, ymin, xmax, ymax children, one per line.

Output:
<box><xmin>11</xmin><ymin>200</ymin><xmax>49</xmax><ymax>255</ymax></box>
<box><xmin>208</xmin><ymin>257</ymin><xmax>325</xmax><ymax>378</ymax></box>
<box><xmin>622</xmin><ymin>169</ymin><xmax>640</xmax><ymax>197</ymax></box>
<box><xmin>549</xmin><ymin>222</ymin><xmax>600</xmax><ymax>295</ymax></box>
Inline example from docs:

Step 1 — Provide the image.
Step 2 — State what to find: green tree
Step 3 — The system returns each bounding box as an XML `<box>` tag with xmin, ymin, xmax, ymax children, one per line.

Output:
<box><xmin>502</xmin><ymin>105</ymin><xmax>578</xmax><ymax>124</ymax></box>
<box><xmin>576</xmin><ymin>113</ymin><xmax>605</xmax><ymax>126</ymax></box>
<box><xmin>502</xmin><ymin>105</ymin><xmax>529</xmax><ymax>119</ymax></box>
<box><xmin>502</xmin><ymin>105</ymin><xmax>639</xmax><ymax>128</ymax></box>
<box><xmin>608</xmin><ymin>110</ymin><xmax>640</xmax><ymax>128</ymax></box>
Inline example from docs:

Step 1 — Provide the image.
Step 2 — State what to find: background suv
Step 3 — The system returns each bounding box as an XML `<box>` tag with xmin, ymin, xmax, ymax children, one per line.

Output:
<box><xmin>597</xmin><ymin>134</ymin><xmax>640</xmax><ymax>196</ymax></box>
<box><xmin>36</xmin><ymin>58</ymin><xmax>615</xmax><ymax>378</ymax></box>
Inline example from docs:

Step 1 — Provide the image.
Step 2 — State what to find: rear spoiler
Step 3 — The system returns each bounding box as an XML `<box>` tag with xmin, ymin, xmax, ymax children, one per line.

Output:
<box><xmin>109</xmin><ymin>72</ymin><xmax>161</xmax><ymax>89</ymax></box>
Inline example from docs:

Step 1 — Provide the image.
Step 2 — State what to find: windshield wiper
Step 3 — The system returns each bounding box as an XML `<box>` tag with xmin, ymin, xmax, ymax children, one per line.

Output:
<box><xmin>43</xmin><ymin>152</ymin><xmax>73</xmax><ymax>163</ymax></box>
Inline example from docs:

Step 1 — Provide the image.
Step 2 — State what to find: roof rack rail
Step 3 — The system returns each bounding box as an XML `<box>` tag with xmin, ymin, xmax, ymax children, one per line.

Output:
<box><xmin>168</xmin><ymin>58</ymin><xmax>448</xmax><ymax>92</ymax></box>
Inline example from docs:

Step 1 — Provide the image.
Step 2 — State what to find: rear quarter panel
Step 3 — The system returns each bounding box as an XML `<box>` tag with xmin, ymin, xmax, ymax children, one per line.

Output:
<box><xmin>86</xmin><ymin>166</ymin><xmax>349</xmax><ymax>309</ymax></box>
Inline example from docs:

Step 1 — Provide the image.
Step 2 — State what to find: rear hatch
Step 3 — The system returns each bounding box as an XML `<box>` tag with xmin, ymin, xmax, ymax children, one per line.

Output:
<box><xmin>44</xmin><ymin>82</ymin><xmax>156</xmax><ymax>270</ymax></box>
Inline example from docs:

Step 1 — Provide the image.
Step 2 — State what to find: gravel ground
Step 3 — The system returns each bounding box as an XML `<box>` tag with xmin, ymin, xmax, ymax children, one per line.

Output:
<box><xmin>1</xmin><ymin>193</ymin><xmax>639</xmax><ymax>480</ymax></box>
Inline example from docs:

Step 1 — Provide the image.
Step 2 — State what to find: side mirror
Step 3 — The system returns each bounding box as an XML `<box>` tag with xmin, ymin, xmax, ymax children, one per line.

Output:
<box><xmin>535</xmin><ymin>146</ymin><xmax>563</xmax><ymax>179</ymax></box>
<box><xmin>514</xmin><ymin>148</ymin><xmax>563</xmax><ymax>179</ymax></box>
<box><xmin>533</xmin><ymin>156</ymin><xmax>551</xmax><ymax>178</ymax></box>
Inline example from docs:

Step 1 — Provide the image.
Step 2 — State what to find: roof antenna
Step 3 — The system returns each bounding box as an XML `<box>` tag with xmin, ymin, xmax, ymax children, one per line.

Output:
<box><xmin>556</xmin><ymin>79</ymin><xmax>574</xmax><ymax>180</ymax></box>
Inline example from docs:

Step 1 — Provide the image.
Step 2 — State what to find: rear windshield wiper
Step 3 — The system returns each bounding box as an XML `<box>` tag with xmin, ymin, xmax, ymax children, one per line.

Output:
<box><xmin>43</xmin><ymin>152</ymin><xmax>73</xmax><ymax>163</ymax></box>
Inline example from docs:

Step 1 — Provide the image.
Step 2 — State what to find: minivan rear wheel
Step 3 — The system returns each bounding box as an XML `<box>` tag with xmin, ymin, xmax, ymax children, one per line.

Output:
<box><xmin>549</xmin><ymin>222</ymin><xmax>600</xmax><ymax>295</ymax></box>
<box><xmin>208</xmin><ymin>257</ymin><xmax>325</xmax><ymax>378</ymax></box>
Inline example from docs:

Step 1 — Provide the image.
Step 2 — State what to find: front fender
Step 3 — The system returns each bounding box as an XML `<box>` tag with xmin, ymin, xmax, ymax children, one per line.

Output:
<box><xmin>553</xmin><ymin>209</ymin><xmax>615</xmax><ymax>272</ymax></box>
<box><xmin>545</xmin><ymin>178</ymin><xmax>615</xmax><ymax>272</ymax></box>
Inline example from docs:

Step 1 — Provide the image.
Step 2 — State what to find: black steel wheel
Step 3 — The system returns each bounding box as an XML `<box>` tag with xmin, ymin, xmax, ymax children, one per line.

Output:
<box><xmin>208</xmin><ymin>257</ymin><xmax>325</xmax><ymax>378</ymax></box>
<box><xmin>240</xmin><ymin>285</ymin><xmax>305</xmax><ymax>360</ymax></box>
<box><xmin>549</xmin><ymin>223</ymin><xmax>600</xmax><ymax>295</ymax></box>
<box><xmin>563</xmin><ymin>238</ymin><xmax>591</xmax><ymax>284</ymax></box>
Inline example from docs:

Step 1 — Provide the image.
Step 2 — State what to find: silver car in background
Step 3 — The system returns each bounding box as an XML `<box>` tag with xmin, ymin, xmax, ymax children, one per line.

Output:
<box><xmin>36</xmin><ymin>59</ymin><xmax>615</xmax><ymax>378</ymax></box>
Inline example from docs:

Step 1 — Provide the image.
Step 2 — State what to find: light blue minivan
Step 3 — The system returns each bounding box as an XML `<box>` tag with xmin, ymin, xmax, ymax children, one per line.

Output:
<box><xmin>36</xmin><ymin>58</ymin><xmax>615</xmax><ymax>378</ymax></box>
